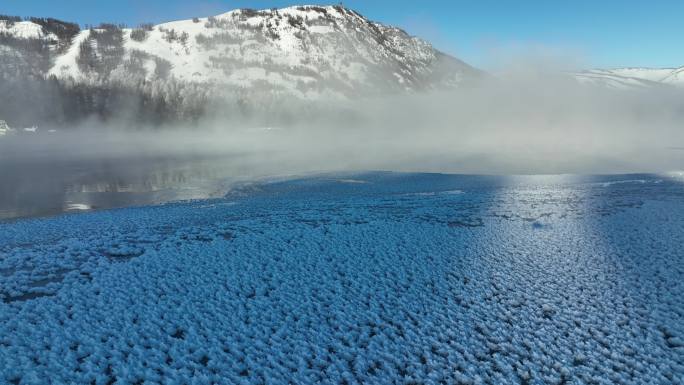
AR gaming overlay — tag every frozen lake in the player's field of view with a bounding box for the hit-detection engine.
[0,172,683,384]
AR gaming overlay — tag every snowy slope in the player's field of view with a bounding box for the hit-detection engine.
[661,66,684,84]
[0,17,79,79]
[0,20,57,40]
[606,68,677,82]
[575,67,684,89]
[46,6,482,99]
[0,120,11,136]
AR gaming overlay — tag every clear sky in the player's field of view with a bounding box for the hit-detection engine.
[3,0,683,69]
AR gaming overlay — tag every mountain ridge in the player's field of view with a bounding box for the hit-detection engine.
[3,6,683,127]
[574,67,684,89]
[5,6,484,99]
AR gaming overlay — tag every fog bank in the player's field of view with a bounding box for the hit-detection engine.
[2,70,684,176]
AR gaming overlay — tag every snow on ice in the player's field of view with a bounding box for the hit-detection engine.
[0,172,683,384]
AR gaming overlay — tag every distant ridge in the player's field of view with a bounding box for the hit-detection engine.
[574,67,684,89]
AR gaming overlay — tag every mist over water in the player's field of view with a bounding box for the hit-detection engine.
[2,68,684,219]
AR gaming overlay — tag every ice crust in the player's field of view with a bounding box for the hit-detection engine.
[1,172,683,384]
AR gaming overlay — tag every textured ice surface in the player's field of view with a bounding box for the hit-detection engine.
[1,172,683,384]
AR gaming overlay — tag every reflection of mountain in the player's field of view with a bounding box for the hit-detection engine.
[0,6,483,126]
[0,156,230,220]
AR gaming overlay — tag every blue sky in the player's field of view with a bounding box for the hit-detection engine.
[3,0,684,69]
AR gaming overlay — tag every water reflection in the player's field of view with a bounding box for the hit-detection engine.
[0,155,239,220]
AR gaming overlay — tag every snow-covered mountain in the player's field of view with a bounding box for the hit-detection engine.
[1,17,79,78]
[0,19,56,40]
[4,6,482,100]
[575,67,684,89]
[0,6,486,126]
[0,119,11,136]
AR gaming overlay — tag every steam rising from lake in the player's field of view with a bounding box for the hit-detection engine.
[1,68,684,218]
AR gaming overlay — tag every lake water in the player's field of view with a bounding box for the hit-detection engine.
[0,154,266,220]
